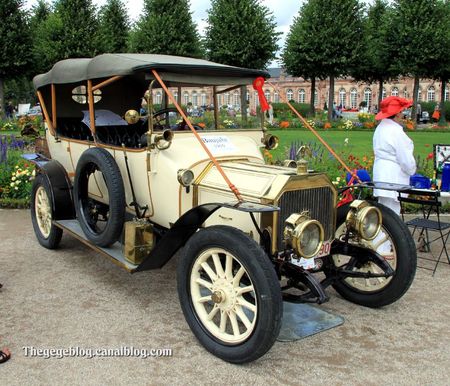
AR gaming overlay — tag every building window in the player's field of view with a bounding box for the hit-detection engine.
[173,90,178,102]
[233,91,240,107]
[403,87,408,99]
[314,89,318,107]
[274,92,279,103]
[254,91,259,107]
[201,92,207,106]
[264,89,271,103]
[364,87,372,108]
[217,94,222,106]
[155,91,162,105]
[427,86,435,102]
[298,89,306,104]
[391,87,399,97]
[224,92,230,106]
[192,91,198,107]
[286,89,293,101]
[417,88,422,102]
[350,88,357,109]
[445,87,449,101]
[183,91,189,105]
[338,88,346,108]
[382,87,386,100]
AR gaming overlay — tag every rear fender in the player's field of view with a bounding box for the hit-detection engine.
[27,155,75,220]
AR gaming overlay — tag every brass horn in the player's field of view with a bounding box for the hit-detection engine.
[153,129,174,150]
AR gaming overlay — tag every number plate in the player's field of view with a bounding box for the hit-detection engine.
[317,240,332,257]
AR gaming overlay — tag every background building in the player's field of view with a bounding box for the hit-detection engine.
[154,68,450,112]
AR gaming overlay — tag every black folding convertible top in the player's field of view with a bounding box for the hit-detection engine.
[33,53,270,89]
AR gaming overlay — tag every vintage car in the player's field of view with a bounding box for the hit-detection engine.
[28,54,416,364]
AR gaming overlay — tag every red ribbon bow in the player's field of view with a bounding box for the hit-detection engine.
[252,77,269,112]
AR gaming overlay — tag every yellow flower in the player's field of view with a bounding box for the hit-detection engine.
[12,177,16,181]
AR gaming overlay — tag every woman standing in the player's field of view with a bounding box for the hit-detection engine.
[373,96,417,215]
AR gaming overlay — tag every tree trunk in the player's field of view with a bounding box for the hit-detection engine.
[412,75,420,126]
[328,75,334,122]
[439,78,447,125]
[0,77,4,119]
[310,77,316,116]
[378,78,383,108]
[240,85,247,125]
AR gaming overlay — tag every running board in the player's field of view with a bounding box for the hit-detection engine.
[54,220,139,273]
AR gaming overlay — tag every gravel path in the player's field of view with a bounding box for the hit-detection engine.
[1,209,449,385]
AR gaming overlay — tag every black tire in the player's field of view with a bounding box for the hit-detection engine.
[31,174,63,249]
[330,202,416,308]
[177,225,282,364]
[73,148,125,247]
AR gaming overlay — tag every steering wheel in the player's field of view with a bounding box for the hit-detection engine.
[151,107,179,131]
[147,107,204,131]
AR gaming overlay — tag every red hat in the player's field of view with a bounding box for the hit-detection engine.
[375,96,413,120]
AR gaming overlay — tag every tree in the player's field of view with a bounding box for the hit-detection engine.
[129,0,202,58]
[283,1,327,115]
[0,0,31,116]
[32,12,65,73]
[54,0,98,59]
[204,0,280,120]
[430,0,450,125]
[389,0,447,123]
[353,0,394,109]
[96,0,129,53]
[284,0,363,121]
[29,0,51,31]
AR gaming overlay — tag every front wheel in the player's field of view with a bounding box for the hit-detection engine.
[328,202,416,308]
[177,226,282,363]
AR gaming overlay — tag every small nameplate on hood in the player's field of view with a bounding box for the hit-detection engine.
[201,135,236,155]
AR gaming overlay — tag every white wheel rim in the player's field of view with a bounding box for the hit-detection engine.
[190,248,257,344]
[334,223,397,291]
[35,186,52,238]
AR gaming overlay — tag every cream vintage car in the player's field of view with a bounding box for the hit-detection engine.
[28,54,416,363]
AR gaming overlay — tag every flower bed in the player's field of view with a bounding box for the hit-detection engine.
[0,135,35,208]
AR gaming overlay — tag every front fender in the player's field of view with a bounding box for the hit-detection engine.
[136,201,278,271]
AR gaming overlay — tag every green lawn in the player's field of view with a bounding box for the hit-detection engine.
[269,129,449,163]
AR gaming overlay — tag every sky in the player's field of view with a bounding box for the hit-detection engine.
[24,0,374,66]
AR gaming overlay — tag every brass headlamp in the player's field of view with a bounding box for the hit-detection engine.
[345,200,382,240]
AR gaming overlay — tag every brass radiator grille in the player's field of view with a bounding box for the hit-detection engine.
[276,187,336,250]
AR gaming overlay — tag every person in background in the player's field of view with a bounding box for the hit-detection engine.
[416,102,422,123]
[373,96,416,215]
[432,103,440,122]
[5,101,14,119]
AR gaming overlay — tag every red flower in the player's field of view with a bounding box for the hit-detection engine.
[426,152,433,160]
[424,144,430,147]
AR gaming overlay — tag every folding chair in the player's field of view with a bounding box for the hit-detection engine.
[398,188,450,275]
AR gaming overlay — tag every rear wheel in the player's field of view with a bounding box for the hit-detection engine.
[31,174,63,249]
[329,202,416,307]
[177,226,282,363]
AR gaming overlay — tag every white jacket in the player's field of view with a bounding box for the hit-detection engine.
[373,119,416,199]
